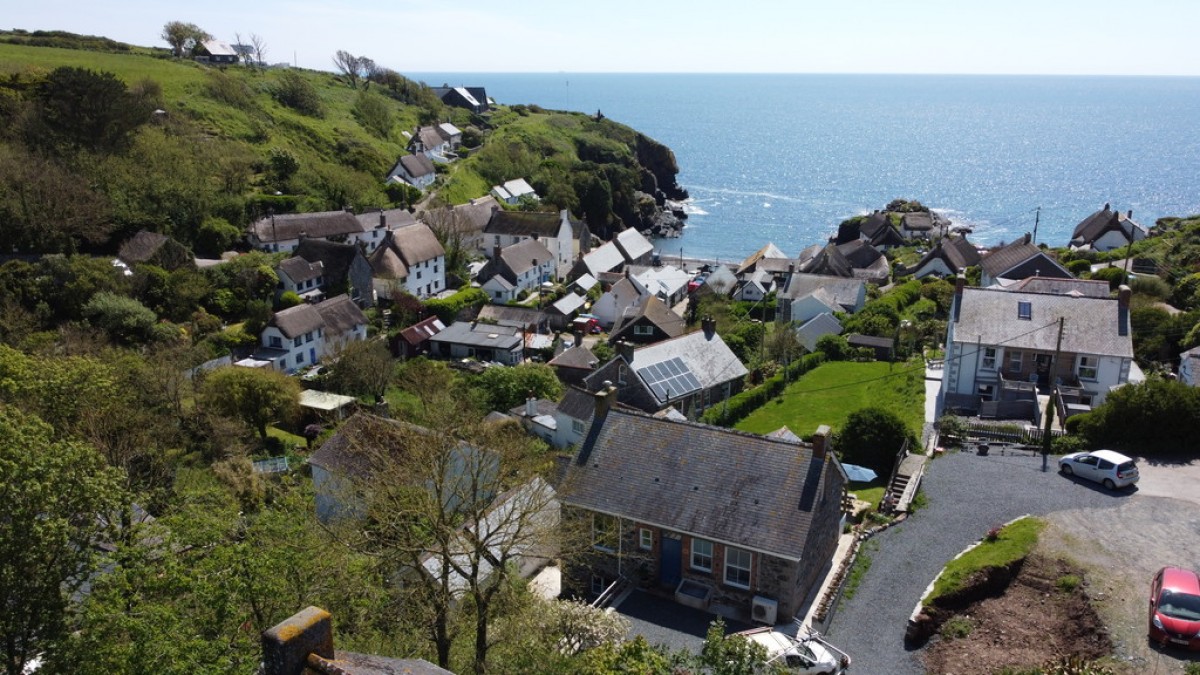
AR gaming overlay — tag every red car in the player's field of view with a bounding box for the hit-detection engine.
[1149,566,1200,650]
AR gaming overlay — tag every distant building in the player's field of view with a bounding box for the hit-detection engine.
[431,84,491,113]
[1069,203,1148,252]
[491,178,539,205]
[194,39,239,64]
[256,295,368,373]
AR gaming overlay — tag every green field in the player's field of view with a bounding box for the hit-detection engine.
[735,360,925,438]
[925,517,1045,606]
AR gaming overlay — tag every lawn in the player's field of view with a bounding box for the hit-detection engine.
[735,360,926,438]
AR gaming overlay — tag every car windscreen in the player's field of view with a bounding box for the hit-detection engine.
[1117,461,1137,472]
[1159,591,1200,621]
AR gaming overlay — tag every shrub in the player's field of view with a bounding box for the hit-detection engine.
[1130,275,1171,300]
[1066,259,1092,276]
[278,291,302,309]
[815,334,851,360]
[1089,266,1127,290]
[1050,434,1088,455]
[833,408,915,479]
[1056,574,1081,593]
[271,71,322,117]
[423,287,488,323]
[83,292,157,343]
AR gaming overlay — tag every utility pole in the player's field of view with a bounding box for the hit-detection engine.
[1041,317,1065,472]
[1032,206,1041,246]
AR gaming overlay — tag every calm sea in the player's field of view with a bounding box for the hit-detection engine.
[412,73,1200,262]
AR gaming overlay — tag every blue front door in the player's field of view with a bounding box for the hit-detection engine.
[310,347,317,364]
[659,534,682,588]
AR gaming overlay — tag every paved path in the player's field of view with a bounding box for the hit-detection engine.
[824,449,1130,675]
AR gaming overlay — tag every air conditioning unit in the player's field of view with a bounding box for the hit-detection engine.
[751,595,778,625]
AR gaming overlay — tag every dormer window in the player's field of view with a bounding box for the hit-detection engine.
[1017,301,1032,320]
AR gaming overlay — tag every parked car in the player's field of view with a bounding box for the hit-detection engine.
[735,627,851,674]
[1148,566,1200,650]
[1058,449,1139,490]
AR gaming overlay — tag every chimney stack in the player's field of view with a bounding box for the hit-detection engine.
[379,209,386,229]
[617,340,635,363]
[701,315,716,339]
[1127,209,1133,219]
[493,245,501,260]
[526,390,537,417]
[952,274,966,322]
[1104,202,1110,211]
[1118,284,1131,336]
[594,381,616,420]
[262,607,334,675]
[573,329,584,347]
[811,425,831,461]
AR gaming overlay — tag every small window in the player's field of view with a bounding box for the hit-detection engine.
[572,419,585,434]
[1078,356,1098,380]
[591,575,607,595]
[1017,301,1032,320]
[633,324,654,336]
[725,547,752,589]
[982,347,997,370]
[293,337,303,348]
[270,336,282,349]
[1008,351,1022,372]
[296,352,304,364]
[639,528,652,550]
[305,332,314,344]
[592,514,619,552]
[278,356,287,368]
[691,539,713,572]
[417,271,422,280]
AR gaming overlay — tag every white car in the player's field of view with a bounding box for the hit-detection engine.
[1058,449,1139,490]
[735,627,851,674]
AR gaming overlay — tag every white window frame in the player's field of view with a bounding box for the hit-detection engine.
[691,539,713,572]
[724,547,752,589]
[571,419,585,434]
[639,528,652,550]
[981,347,997,370]
[1017,301,1032,320]
[633,324,654,336]
[1008,350,1022,372]
[1078,355,1098,380]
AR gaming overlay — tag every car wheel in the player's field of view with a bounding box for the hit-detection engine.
[1060,464,1073,476]
[1103,478,1116,490]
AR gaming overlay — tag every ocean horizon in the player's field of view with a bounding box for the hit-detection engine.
[412,72,1200,262]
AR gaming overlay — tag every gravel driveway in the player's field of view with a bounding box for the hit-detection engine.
[825,448,1131,675]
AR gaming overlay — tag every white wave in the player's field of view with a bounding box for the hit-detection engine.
[763,202,771,208]
[685,206,709,216]
[688,185,807,204]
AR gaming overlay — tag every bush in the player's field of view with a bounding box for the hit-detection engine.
[1051,434,1089,455]
[196,216,243,256]
[278,291,302,309]
[1130,275,1171,300]
[833,408,915,479]
[940,616,973,639]
[271,71,322,117]
[83,292,157,343]
[423,287,488,323]
[1075,378,1200,456]
[1066,259,1092,276]
[1089,266,1127,290]
[816,334,851,360]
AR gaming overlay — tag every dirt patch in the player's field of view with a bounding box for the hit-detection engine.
[922,554,1112,675]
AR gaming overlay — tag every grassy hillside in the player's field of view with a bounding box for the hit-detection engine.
[0,37,680,257]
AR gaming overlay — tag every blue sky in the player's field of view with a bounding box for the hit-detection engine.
[10,0,1200,75]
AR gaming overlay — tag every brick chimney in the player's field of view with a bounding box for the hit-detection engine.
[379,209,386,229]
[492,245,501,260]
[594,381,616,420]
[811,425,831,461]
[701,315,716,339]
[1118,284,1131,336]
[262,606,334,675]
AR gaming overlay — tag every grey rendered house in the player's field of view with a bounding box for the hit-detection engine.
[560,388,846,623]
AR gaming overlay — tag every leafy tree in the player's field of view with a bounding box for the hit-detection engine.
[1089,266,1128,290]
[199,366,300,440]
[325,339,394,399]
[267,147,301,183]
[700,618,769,675]
[1073,378,1200,455]
[0,146,114,254]
[196,216,243,257]
[474,363,563,412]
[816,333,851,360]
[834,407,916,479]
[34,67,150,153]
[161,21,210,57]
[0,405,126,675]
[83,291,158,344]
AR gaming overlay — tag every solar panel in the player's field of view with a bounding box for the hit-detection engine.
[637,356,702,401]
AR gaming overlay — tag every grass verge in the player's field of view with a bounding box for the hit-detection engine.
[925,516,1045,606]
[843,539,877,601]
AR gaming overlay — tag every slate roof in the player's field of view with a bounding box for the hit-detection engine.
[610,295,686,341]
[437,123,462,139]
[551,292,588,316]
[633,265,690,300]
[953,287,1132,358]
[549,347,599,372]
[980,234,1068,280]
[399,316,446,346]
[573,273,598,292]
[795,313,843,352]
[495,178,537,200]
[198,39,238,57]
[429,321,523,350]
[475,305,548,330]
[556,387,597,421]
[251,211,365,243]
[580,242,626,275]
[270,303,324,339]
[780,274,865,310]
[590,329,748,406]
[846,333,895,349]
[613,228,654,262]
[1071,204,1144,246]
[1004,277,1110,298]
[278,256,323,284]
[562,409,838,560]
[315,295,368,334]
